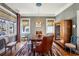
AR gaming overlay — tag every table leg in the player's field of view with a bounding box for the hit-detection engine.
[5,47,6,54]
[10,47,12,55]
[31,41,33,51]
[33,50,35,56]
[50,48,53,56]
[15,44,16,50]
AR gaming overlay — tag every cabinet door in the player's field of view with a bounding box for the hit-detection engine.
[64,20,72,43]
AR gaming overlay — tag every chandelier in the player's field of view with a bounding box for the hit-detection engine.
[36,3,42,7]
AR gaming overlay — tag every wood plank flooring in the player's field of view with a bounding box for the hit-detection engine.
[53,42,79,56]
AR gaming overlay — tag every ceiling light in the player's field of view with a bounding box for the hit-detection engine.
[36,3,42,7]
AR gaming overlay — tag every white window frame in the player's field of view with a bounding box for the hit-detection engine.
[46,18,55,34]
[21,18,30,34]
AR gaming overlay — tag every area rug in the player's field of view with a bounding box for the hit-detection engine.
[16,43,29,56]
[15,42,61,56]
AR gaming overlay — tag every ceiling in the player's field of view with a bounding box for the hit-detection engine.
[6,3,73,17]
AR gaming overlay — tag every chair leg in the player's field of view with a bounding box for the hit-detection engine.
[70,48,71,55]
[75,48,76,54]
[65,46,66,50]
[50,49,53,56]
[10,47,12,55]
[15,44,16,50]
[47,51,50,56]
[5,48,6,54]
[33,50,35,56]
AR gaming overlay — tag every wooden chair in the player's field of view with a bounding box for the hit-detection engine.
[65,35,77,54]
[33,36,54,56]
[4,36,17,54]
[0,38,6,55]
[47,35,54,55]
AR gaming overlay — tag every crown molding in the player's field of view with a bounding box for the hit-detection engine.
[0,3,17,16]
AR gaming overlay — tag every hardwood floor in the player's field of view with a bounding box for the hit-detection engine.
[53,42,79,56]
[2,42,26,56]
[1,41,79,56]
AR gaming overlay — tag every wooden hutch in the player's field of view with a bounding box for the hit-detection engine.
[55,19,72,48]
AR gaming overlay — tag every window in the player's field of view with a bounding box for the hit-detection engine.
[21,18,30,34]
[13,22,17,34]
[46,18,54,34]
[0,18,17,35]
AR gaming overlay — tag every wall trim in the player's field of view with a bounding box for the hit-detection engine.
[0,3,17,15]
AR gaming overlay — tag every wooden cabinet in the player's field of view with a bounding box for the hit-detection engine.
[55,19,72,45]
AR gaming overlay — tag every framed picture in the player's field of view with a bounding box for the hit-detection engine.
[36,21,41,27]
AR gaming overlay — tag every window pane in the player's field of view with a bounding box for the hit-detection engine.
[47,26,54,33]
[21,18,30,34]
[46,19,54,34]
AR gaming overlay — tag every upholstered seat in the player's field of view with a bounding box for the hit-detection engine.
[4,36,17,54]
[7,42,16,46]
[65,43,76,48]
[65,35,77,53]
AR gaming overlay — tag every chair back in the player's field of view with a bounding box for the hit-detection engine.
[71,35,77,45]
[36,31,42,35]
[0,38,6,50]
[47,35,54,49]
[40,36,54,53]
[4,36,9,44]
[36,31,42,38]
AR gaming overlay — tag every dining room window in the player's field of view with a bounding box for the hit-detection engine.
[21,18,30,34]
[20,18,30,41]
[0,18,17,35]
[46,18,54,34]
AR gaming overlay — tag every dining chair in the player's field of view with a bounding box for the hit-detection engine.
[33,35,54,56]
[4,36,17,54]
[65,35,77,54]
